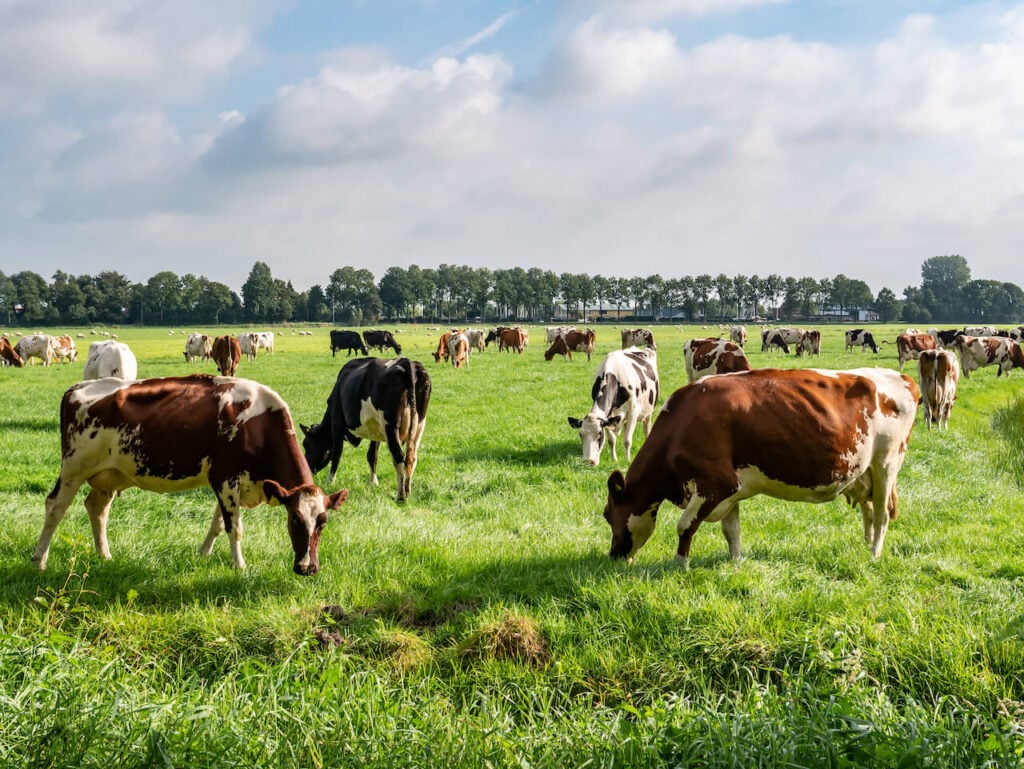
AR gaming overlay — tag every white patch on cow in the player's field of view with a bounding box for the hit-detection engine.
[626,501,660,553]
[216,379,286,439]
[355,397,389,443]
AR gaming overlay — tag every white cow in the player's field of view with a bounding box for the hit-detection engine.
[255,332,275,355]
[238,333,259,362]
[184,333,213,363]
[546,326,575,343]
[567,347,659,465]
[83,340,138,380]
[14,334,58,366]
[729,325,747,348]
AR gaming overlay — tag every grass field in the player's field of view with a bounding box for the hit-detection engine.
[1,323,1023,768]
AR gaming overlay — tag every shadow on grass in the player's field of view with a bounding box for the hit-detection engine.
[451,440,583,467]
[2,417,61,432]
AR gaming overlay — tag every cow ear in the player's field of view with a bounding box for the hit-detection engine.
[607,469,626,500]
[263,480,289,505]
[567,416,582,429]
[327,489,349,510]
[299,423,310,435]
[602,415,624,428]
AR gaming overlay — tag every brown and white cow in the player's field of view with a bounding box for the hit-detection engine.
[0,336,23,367]
[53,335,77,363]
[568,348,658,465]
[729,325,747,348]
[683,338,751,382]
[212,335,241,376]
[432,331,453,363]
[83,340,138,380]
[33,375,348,574]
[448,332,470,369]
[620,328,656,350]
[602,368,919,567]
[953,335,1024,378]
[184,333,213,363]
[896,332,937,371]
[499,327,526,353]
[563,329,595,361]
[546,326,575,344]
[917,349,959,430]
[796,329,821,357]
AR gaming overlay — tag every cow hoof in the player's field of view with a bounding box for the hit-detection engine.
[674,555,690,571]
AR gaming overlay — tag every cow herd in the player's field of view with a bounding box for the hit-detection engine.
[6,320,1023,577]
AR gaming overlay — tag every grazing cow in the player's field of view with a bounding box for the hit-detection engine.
[964,326,998,337]
[730,325,747,348]
[896,332,937,371]
[544,335,570,361]
[928,328,963,348]
[184,333,213,364]
[238,332,259,362]
[212,335,241,376]
[1010,326,1024,343]
[918,349,959,430]
[760,329,790,354]
[330,330,369,357]
[568,348,659,465]
[774,327,806,346]
[363,330,402,355]
[83,340,138,380]
[33,375,348,574]
[53,335,77,363]
[432,331,453,363]
[953,335,1024,378]
[602,367,919,567]
[620,328,657,350]
[448,332,470,369]
[463,329,486,353]
[0,337,23,367]
[684,338,751,382]
[301,357,431,502]
[796,329,821,357]
[546,326,575,344]
[563,329,596,361]
[845,329,879,353]
[14,334,58,366]
[484,329,500,348]
[255,331,275,355]
[499,327,526,354]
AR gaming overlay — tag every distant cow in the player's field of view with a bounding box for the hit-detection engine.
[928,328,963,348]
[953,335,1024,378]
[845,329,879,354]
[238,332,259,362]
[896,332,937,371]
[568,348,659,465]
[499,327,526,354]
[330,330,368,357]
[212,335,241,376]
[33,375,348,574]
[620,328,656,350]
[83,340,138,380]
[15,334,58,366]
[363,330,402,355]
[602,368,919,567]
[684,338,751,382]
[918,349,959,430]
[760,329,790,354]
[730,325,747,348]
[796,329,821,357]
[432,331,453,363]
[964,326,998,337]
[255,331,275,355]
[0,337,23,367]
[464,329,486,353]
[53,335,77,363]
[563,329,596,361]
[184,333,213,364]
[774,327,806,346]
[546,326,575,343]
[301,357,431,502]
[448,332,470,369]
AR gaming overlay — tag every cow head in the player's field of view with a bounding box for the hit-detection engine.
[568,414,623,466]
[603,469,657,560]
[299,422,331,474]
[264,480,348,575]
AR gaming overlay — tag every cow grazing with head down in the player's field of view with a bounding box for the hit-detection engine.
[730,325,747,348]
[83,340,138,380]
[184,333,213,364]
[760,329,790,354]
[14,334,58,366]
[363,330,402,355]
[568,348,658,466]
[620,328,656,350]
[212,335,241,376]
[684,338,751,382]
[602,367,919,568]
[499,327,526,353]
[432,331,452,363]
[896,332,937,371]
[33,375,348,575]
[546,326,575,344]
[301,357,431,502]
[918,349,959,430]
[953,335,1024,378]
[845,329,879,353]
[53,335,77,363]
[562,329,596,361]
[0,337,23,367]
[330,330,368,357]
[448,332,470,369]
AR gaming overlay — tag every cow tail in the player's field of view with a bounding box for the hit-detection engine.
[405,357,419,437]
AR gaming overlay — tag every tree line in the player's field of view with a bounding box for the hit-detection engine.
[0,255,1019,327]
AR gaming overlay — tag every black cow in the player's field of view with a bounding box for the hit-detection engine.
[845,329,879,353]
[363,330,402,354]
[301,358,430,502]
[330,329,368,357]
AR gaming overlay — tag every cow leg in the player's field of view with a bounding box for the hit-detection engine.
[674,495,721,570]
[366,441,381,487]
[620,415,641,461]
[33,475,83,570]
[606,427,618,462]
[720,504,742,562]
[384,427,409,502]
[84,488,116,561]
[403,417,426,500]
[199,506,224,556]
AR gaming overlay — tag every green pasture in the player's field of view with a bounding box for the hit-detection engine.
[1,323,1023,768]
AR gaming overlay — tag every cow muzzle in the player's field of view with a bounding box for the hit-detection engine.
[293,559,319,576]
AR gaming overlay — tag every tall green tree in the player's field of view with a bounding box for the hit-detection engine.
[873,287,902,322]
[921,255,970,319]
[242,262,276,322]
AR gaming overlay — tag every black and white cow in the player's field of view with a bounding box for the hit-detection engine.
[568,348,659,466]
[330,329,368,357]
[845,329,879,353]
[928,328,963,348]
[362,330,402,355]
[760,329,790,354]
[301,357,430,502]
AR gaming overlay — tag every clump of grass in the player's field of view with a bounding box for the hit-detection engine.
[458,610,551,668]
[992,395,1024,486]
[373,626,433,672]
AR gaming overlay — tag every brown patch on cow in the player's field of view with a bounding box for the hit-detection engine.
[458,612,550,668]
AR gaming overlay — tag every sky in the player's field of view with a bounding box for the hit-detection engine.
[3,0,1024,296]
